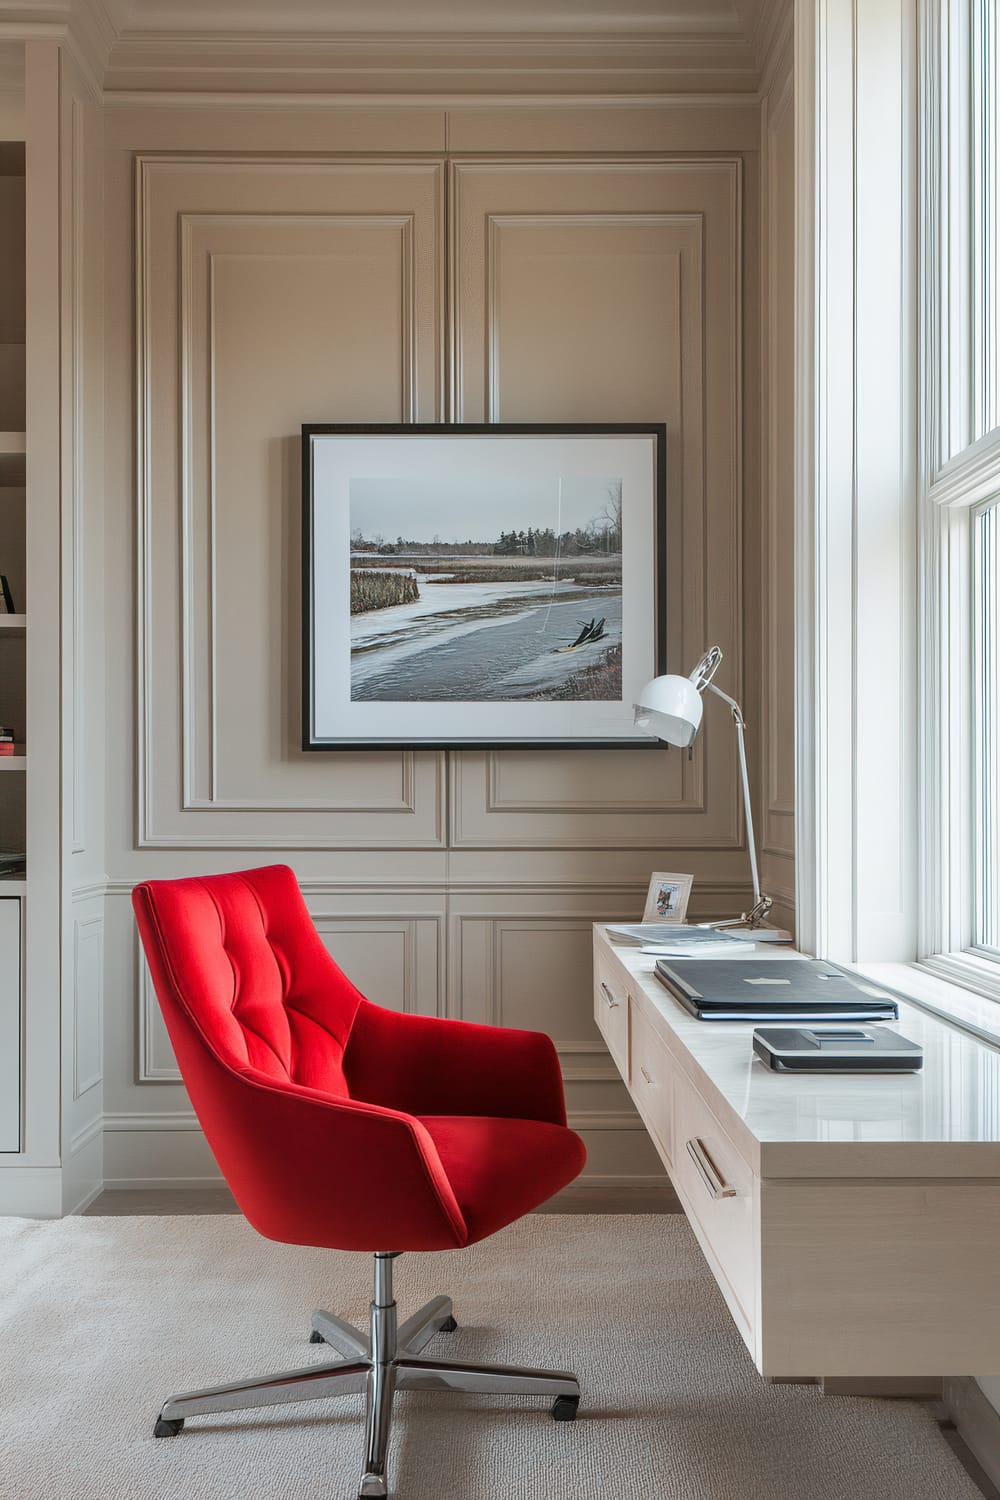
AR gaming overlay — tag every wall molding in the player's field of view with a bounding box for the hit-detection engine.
[104,1106,642,1134]
[104,877,755,897]
[136,946,177,1083]
[134,154,450,851]
[484,744,705,817]
[72,912,104,1099]
[761,51,795,861]
[68,89,86,854]
[179,212,418,815]
[137,907,446,1082]
[68,1114,104,1155]
[105,1111,203,1132]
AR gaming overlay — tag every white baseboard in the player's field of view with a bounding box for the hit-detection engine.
[0,1167,64,1217]
[100,1175,225,1191]
[100,1115,671,1208]
[65,1179,105,1216]
[62,1123,103,1216]
[944,1377,1000,1493]
[535,1175,678,1213]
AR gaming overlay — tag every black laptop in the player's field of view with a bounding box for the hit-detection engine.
[653,958,899,1023]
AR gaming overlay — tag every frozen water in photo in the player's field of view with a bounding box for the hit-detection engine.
[348,474,624,703]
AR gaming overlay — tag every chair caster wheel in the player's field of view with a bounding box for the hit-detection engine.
[154,1417,184,1438]
[308,1329,325,1343]
[552,1395,579,1422]
[440,1315,458,1333]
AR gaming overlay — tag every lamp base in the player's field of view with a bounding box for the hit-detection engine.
[700,923,793,943]
[699,895,793,943]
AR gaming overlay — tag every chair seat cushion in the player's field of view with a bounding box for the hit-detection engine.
[417,1114,586,1246]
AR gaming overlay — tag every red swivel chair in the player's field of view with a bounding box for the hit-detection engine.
[133,865,586,1500]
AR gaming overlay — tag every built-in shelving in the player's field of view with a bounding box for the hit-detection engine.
[0,616,25,636]
[0,757,26,770]
[0,440,25,489]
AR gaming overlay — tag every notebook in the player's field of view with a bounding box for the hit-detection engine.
[653,958,899,1023]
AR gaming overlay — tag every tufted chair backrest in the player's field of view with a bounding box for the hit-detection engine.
[133,865,365,1097]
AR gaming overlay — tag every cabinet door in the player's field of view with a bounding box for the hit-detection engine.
[450,158,746,854]
[0,897,21,1151]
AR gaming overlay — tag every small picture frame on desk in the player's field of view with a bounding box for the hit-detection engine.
[641,871,693,924]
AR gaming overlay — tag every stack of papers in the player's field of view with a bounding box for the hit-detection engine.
[605,923,745,958]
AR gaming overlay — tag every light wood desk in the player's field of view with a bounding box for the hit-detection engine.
[594,925,1000,1379]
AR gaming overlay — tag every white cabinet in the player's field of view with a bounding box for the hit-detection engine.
[595,924,1000,1378]
[0,896,20,1151]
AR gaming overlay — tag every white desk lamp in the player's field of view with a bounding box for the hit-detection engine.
[634,645,787,938]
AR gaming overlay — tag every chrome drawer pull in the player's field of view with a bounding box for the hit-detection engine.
[686,1137,737,1200]
[639,1064,654,1085]
[600,981,620,1009]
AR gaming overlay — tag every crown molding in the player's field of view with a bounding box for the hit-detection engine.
[1,1,776,100]
[101,88,765,113]
[0,1,111,92]
[101,30,761,97]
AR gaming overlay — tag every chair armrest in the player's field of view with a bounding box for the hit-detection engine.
[174,1044,468,1251]
[343,1001,568,1126]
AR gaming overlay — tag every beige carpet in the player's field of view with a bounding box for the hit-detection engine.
[0,1213,983,1500]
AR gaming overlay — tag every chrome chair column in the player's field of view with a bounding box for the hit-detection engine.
[359,1253,398,1499]
[154,1252,580,1500]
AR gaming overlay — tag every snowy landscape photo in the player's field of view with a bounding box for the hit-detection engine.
[303,426,665,748]
[348,474,623,703]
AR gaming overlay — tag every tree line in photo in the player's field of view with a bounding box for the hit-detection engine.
[351,522,622,559]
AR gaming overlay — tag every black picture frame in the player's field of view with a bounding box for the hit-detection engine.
[302,422,667,750]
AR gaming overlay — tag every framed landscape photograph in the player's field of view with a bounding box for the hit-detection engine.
[641,872,693,925]
[302,423,666,749]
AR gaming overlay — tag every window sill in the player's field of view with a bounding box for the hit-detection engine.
[851,958,1000,1050]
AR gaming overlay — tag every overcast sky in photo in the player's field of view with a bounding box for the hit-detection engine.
[350,475,621,543]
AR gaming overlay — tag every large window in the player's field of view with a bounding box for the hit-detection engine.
[920,0,1000,994]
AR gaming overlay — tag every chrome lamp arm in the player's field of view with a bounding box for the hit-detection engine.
[701,687,761,906]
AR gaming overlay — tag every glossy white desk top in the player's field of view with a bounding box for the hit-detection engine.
[597,928,1000,1176]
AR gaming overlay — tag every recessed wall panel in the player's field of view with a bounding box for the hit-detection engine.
[451,160,744,852]
[136,157,445,848]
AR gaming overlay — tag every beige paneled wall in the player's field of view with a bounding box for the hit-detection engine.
[100,99,782,1203]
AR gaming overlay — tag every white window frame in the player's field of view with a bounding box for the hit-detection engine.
[918,0,1000,1002]
[973,496,999,955]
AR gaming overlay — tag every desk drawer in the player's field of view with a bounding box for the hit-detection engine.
[629,1000,672,1162]
[673,1071,757,1336]
[594,954,629,1078]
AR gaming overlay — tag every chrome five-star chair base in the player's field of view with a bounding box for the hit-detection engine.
[153,1252,581,1500]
